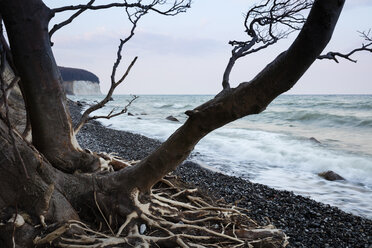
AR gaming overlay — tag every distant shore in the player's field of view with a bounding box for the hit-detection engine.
[69,101,372,248]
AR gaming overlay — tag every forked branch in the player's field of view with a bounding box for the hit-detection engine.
[52,0,191,16]
[318,29,372,63]
[222,0,313,90]
[0,28,20,108]
[49,0,95,43]
[85,94,139,122]
[49,0,190,45]
[74,58,138,134]
[74,5,145,134]
[50,1,190,134]
[0,26,29,178]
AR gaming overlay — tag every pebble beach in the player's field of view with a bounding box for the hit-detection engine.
[69,101,372,248]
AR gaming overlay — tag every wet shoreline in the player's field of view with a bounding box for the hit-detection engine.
[70,101,372,247]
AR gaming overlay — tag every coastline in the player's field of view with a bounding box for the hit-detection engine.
[69,101,372,247]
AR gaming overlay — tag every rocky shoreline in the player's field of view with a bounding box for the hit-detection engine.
[69,101,372,248]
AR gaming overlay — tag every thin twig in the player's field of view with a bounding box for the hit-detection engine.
[92,177,114,236]
[52,0,191,17]
[0,76,19,108]
[87,95,139,122]
[318,29,372,63]
[0,25,29,179]
[11,205,18,248]
[49,0,95,43]
[74,5,143,134]
[221,0,312,90]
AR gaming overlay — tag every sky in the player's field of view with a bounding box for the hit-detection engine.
[45,0,372,95]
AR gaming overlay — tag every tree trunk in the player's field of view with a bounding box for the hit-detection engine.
[0,0,98,172]
[0,0,345,247]
[111,0,345,193]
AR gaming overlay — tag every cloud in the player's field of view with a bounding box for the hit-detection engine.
[53,28,227,58]
[128,31,226,56]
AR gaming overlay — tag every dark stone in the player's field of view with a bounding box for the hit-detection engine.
[128,112,134,116]
[166,115,179,122]
[68,101,372,248]
[318,171,345,181]
[309,137,321,143]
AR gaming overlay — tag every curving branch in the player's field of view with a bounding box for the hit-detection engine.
[87,94,139,122]
[52,0,191,16]
[318,30,372,63]
[49,0,190,134]
[0,24,31,139]
[74,57,138,134]
[0,21,19,107]
[74,5,146,134]
[222,0,313,90]
[0,23,29,178]
[49,0,95,43]
[49,0,190,44]
[109,0,345,194]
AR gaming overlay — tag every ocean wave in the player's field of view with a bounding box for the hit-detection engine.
[153,103,174,108]
[71,94,372,219]
[356,119,372,127]
[284,111,372,128]
[153,103,193,109]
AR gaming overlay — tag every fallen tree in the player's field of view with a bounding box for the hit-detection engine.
[0,0,348,247]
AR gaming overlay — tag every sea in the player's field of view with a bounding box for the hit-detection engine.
[69,94,372,219]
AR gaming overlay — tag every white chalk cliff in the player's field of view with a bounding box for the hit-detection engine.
[59,66,102,95]
[72,80,102,95]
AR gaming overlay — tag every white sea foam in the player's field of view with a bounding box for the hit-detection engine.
[70,94,372,219]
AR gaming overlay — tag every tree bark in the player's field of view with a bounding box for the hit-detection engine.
[111,0,345,193]
[0,0,346,246]
[0,0,98,172]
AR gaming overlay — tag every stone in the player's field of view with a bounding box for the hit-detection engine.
[139,224,147,234]
[8,214,25,227]
[318,171,345,181]
[309,137,321,143]
[128,112,134,116]
[166,115,179,122]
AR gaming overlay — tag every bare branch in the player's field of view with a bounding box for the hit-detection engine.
[74,57,138,134]
[0,27,32,140]
[318,29,372,63]
[0,26,20,108]
[49,0,190,45]
[222,0,313,90]
[88,95,139,121]
[68,1,189,134]
[52,0,191,16]
[0,76,19,108]
[359,29,372,42]
[0,23,29,178]
[74,4,148,134]
[49,0,95,43]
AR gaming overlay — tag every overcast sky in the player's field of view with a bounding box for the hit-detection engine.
[45,0,372,95]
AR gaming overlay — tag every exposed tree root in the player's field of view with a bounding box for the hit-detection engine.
[33,176,289,248]
[93,151,140,171]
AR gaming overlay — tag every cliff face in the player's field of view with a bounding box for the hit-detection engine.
[59,66,102,95]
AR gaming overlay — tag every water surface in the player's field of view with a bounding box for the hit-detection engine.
[70,94,372,219]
